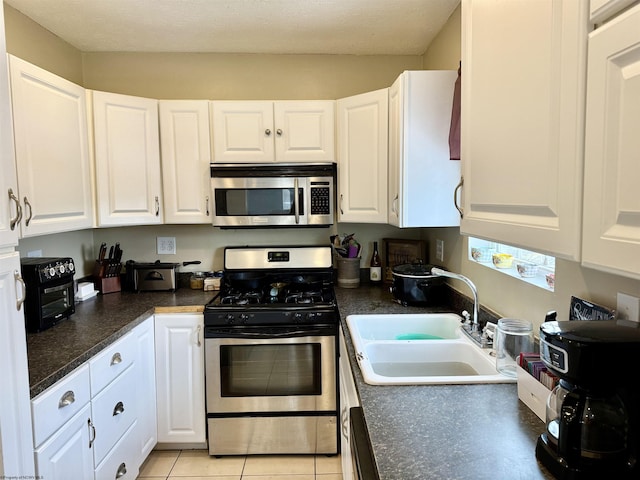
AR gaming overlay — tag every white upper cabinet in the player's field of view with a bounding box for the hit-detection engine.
[211,100,335,163]
[159,100,212,224]
[460,0,588,260]
[9,55,93,237]
[0,20,19,248]
[91,90,163,226]
[336,88,388,223]
[273,101,335,163]
[388,70,460,228]
[582,3,640,280]
[590,0,638,23]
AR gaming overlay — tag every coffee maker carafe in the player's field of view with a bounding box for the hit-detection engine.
[536,320,640,479]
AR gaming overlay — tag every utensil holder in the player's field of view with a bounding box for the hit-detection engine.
[93,260,122,294]
[336,256,361,288]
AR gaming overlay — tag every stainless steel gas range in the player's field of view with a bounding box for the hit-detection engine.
[204,245,339,456]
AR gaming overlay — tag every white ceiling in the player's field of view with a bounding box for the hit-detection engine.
[5,0,459,55]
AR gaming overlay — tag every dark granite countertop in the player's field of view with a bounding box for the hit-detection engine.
[27,281,554,479]
[26,288,214,398]
[334,285,554,480]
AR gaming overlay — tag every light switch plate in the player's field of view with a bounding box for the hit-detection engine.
[157,237,176,255]
[436,239,444,262]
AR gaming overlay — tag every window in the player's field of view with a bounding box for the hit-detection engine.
[468,237,555,291]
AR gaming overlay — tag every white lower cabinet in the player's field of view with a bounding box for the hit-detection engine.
[154,313,206,446]
[34,403,94,480]
[339,330,360,480]
[30,317,156,480]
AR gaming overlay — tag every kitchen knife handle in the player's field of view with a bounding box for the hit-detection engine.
[8,188,22,230]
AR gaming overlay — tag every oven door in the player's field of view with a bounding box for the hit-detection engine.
[211,175,308,227]
[205,325,337,414]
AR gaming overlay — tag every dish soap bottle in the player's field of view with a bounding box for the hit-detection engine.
[369,241,382,284]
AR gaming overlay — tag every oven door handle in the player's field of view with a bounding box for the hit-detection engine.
[209,329,330,339]
[294,177,300,224]
[43,283,72,294]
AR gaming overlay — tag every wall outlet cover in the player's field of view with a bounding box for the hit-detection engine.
[157,237,176,255]
[435,239,444,262]
[617,292,640,322]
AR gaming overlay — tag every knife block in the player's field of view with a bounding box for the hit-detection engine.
[93,260,122,294]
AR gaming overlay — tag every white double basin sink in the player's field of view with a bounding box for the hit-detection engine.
[346,313,516,385]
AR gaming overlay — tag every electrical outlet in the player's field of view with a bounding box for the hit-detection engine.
[157,237,176,255]
[617,292,640,322]
[436,239,444,262]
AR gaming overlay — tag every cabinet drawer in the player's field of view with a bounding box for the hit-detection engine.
[91,363,137,465]
[89,330,137,395]
[94,420,139,480]
[31,364,91,448]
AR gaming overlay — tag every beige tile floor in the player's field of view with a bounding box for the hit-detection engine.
[137,449,342,480]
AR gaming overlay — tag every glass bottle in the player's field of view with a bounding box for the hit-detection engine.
[370,241,382,283]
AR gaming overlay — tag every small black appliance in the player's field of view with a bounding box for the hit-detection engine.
[20,257,76,332]
[536,320,640,479]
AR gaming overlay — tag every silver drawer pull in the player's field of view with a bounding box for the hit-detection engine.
[88,418,96,448]
[112,401,125,416]
[110,352,122,366]
[58,390,75,408]
[116,462,127,478]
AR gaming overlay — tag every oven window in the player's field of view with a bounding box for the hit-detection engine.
[220,343,322,396]
[215,188,304,216]
[41,283,73,319]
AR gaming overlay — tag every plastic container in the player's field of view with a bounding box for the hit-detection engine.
[495,318,534,378]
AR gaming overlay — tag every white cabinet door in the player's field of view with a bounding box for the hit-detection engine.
[92,90,162,226]
[460,0,588,260]
[0,8,20,248]
[154,313,206,445]
[212,100,335,163]
[9,55,93,237]
[337,89,388,223]
[582,3,640,280]
[133,318,157,464]
[159,100,212,223]
[34,404,94,480]
[0,253,34,477]
[211,101,275,163]
[388,71,460,228]
[339,330,359,480]
[274,101,335,163]
[590,0,637,23]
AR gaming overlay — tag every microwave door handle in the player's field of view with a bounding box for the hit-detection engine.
[294,178,300,224]
[43,283,72,295]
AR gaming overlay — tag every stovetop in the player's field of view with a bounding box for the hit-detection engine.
[204,245,339,326]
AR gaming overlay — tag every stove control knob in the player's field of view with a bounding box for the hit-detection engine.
[225,314,235,324]
[58,264,66,274]
[239,313,249,324]
[68,262,75,272]
[293,313,304,323]
[48,267,56,277]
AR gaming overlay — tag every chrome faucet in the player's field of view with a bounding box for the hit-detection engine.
[431,267,480,341]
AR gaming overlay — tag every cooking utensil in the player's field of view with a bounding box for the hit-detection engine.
[390,263,446,306]
[226,271,266,290]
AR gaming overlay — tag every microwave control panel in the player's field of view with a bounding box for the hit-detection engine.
[310,185,331,215]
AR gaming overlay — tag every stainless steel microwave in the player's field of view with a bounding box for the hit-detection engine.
[210,163,336,228]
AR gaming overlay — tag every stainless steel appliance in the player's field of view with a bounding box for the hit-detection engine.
[210,163,336,228]
[204,245,339,455]
[20,257,75,332]
[350,407,380,480]
[126,260,179,292]
[536,320,640,479]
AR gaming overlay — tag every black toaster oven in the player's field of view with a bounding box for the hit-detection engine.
[20,257,76,332]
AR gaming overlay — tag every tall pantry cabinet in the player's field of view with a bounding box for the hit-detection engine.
[460,0,588,260]
[0,2,35,476]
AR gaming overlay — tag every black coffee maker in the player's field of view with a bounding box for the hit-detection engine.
[536,320,640,479]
